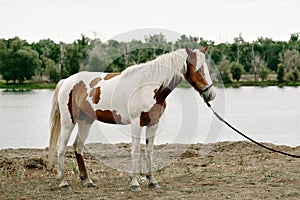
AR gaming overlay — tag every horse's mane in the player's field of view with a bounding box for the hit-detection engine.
[120,49,189,86]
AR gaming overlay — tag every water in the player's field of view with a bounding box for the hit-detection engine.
[220,87,300,146]
[0,87,299,149]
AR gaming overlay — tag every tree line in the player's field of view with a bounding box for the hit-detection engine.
[0,33,299,85]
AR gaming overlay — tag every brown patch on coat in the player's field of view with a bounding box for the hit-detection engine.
[89,87,101,104]
[184,47,208,92]
[140,102,166,127]
[103,73,120,80]
[90,77,102,88]
[68,81,96,124]
[95,109,123,124]
[140,75,181,127]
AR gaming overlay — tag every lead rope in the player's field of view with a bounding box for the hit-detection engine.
[205,101,300,158]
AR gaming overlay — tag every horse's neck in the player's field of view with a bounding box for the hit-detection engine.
[120,49,187,90]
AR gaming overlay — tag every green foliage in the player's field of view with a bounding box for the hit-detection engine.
[217,60,232,83]
[32,39,60,63]
[280,49,300,71]
[0,33,300,87]
[47,66,60,83]
[256,37,282,72]
[258,66,270,82]
[86,55,104,72]
[211,49,222,65]
[230,62,243,82]
[45,58,59,83]
[286,70,299,82]
[64,43,81,76]
[15,47,41,83]
[277,64,285,83]
[0,38,41,83]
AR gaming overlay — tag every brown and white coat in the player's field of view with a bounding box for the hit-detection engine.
[49,46,216,191]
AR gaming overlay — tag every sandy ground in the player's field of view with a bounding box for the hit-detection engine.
[1,141,300,200]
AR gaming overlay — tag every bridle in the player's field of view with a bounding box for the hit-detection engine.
[184,57,214,96]
[199,83,214,95]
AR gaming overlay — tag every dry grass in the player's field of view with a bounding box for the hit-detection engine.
[1,141,300,199]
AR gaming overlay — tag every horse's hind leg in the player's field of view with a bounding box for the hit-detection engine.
[57,121,74,189]
[146,124,160,188]
[73,120,97,188]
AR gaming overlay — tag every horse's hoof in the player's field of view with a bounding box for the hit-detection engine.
[130,185,142,192]
[148,183,161,189]
[60,185,71,191]
[87,182,98,188]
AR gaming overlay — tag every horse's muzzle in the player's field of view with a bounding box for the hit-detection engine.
[201,86,216,102]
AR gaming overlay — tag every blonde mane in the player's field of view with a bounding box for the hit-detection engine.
[120,49,189,86]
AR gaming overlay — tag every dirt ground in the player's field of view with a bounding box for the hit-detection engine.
[1,141,300,200]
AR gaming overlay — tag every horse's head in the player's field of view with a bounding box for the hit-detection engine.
[184,46,216,102]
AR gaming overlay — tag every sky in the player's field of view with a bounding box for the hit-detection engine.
[0,0,299,44]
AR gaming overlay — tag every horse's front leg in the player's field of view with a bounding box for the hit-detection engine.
[130,124,142,192]
[145,124,160,188]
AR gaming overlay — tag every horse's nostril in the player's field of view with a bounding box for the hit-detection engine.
[211,92,216,100]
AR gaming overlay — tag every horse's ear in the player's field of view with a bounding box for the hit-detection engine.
[201,45,209,54]
[185,46,197,67]
[185,46,195,57]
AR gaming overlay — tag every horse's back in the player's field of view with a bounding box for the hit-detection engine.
[64,71,106,85]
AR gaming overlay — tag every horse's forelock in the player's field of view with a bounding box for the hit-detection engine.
[194,50,205,72]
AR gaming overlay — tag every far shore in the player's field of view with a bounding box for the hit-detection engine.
[1,80,300,91]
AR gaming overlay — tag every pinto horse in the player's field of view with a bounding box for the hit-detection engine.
[49,46,216,191]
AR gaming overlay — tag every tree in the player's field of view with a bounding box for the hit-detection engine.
[0,38,41,83]
[217,59,232,83]
[277,64,285,83]
[32,39,60,80]
[256,37,281,72]
[32,39,60,63]
[83,39,112,72]
[258,66,270,82]
[279,49,300,83]
[211,49,222,65]
[286,70,299,82]
[145,33,168,56]
[63,43,81,76]
[288,33,300,50]
[45,58,59,83]
[251,54,269,82]
[0,46,9,82]
[232,33,245,63]
[280,49,300,70]
[15,47,41,83]
[87,55,103,71]
[230,62,243,82]
[77,34,90,66]
[174,34,207,50]
[0,40,8,82]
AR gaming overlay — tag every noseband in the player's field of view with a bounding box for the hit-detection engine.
[199,83,214,95]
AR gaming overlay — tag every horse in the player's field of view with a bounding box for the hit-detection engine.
[49,46,216,191]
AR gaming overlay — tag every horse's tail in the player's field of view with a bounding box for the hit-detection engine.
[49,80,64,167]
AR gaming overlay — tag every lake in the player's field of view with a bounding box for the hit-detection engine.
[0,87,299,149]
